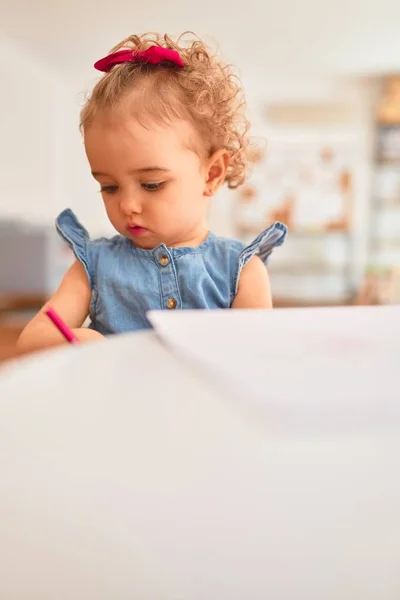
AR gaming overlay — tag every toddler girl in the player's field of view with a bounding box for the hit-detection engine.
[18,32,286,353]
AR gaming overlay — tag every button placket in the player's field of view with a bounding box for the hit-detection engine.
[155,246,181,310]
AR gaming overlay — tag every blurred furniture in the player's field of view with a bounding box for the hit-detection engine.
[0,292,47,313]
[237,224,355,307]
[0,319,23,363]
[0,307,399,599]
[234,102,360,307]
[365,75,400,304]
[0,292,48,363]
[0,218,71,362]
[269,229,354,306]
[0,220,72,296]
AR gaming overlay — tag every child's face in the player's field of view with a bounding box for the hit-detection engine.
[85,115,221,248]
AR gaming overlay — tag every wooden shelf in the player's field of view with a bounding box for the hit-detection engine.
[268,263,348,275]
[288,230,351,238]
[376,160,400,167]
[0,315,32,364]
[0,293,47,314]
[273,296,355,308]
[372,201,400,209]
[372,238,400,249]
[237,227,351,238]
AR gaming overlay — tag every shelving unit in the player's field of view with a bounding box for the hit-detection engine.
[232,101,363,307]
[236,226,354,304]
[362,76,400,304]
[270,231,355,306]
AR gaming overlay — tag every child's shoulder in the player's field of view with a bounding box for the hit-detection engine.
[55,209,127,287]
[56,209,124,251]
[209,221,287,265]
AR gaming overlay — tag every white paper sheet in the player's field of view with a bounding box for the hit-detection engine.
[148,306,400,425]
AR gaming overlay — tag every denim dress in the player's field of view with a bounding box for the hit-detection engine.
[56,209,287,335]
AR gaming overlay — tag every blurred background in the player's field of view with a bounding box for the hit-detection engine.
[1,0,400,360]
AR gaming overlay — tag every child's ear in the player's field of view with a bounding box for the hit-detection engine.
[204,149,230,196]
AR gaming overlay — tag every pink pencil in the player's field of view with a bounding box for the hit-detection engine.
[45,307,80,345]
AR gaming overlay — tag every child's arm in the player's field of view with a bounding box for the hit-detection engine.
[231,256,273,309]
[17,260,104,355]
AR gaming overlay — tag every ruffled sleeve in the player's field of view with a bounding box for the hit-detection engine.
[55,209,93,288]
[234,221,287,294]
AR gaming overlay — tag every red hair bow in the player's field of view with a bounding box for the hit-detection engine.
[94,46,184,72]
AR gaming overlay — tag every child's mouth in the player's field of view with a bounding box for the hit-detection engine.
[127,225,148,237]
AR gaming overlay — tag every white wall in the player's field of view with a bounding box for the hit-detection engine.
[0,36,112,236]
[52,85,114,237]
[0,35,61,224]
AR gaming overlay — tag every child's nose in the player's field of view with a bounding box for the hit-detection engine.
[119,192,142,216]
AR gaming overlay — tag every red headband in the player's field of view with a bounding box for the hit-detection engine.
[94,46,184,72]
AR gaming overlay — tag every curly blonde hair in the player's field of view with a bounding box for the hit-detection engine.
[81,32,250,189]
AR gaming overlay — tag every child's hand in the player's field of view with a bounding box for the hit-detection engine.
[72,328,105,343]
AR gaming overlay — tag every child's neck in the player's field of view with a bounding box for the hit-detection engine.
[169,223,210,248]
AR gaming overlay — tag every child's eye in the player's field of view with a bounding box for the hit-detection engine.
[100,185,118,194]
[141,181,165,192]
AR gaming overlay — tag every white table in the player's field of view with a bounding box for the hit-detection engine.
[1,321,400,599]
